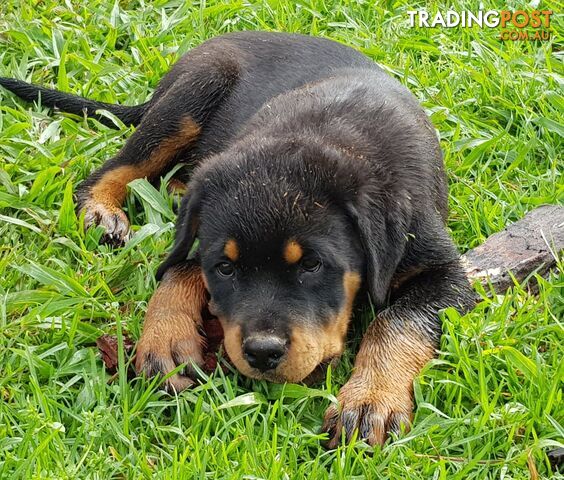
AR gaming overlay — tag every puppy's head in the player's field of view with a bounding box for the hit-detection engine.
[157,137,410,382]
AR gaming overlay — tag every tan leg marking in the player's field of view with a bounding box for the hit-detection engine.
[322,317,435,447]
[135,264,208,391]
[84,117,200,243]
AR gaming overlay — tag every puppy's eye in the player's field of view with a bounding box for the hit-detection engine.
[216,261,235,277]
[300,257,322,273]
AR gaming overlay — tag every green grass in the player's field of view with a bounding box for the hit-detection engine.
[0,0,562,478]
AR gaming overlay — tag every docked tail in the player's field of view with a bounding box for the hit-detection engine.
[0,77,147,128]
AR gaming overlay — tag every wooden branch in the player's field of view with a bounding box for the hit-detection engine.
[462,205,564,293]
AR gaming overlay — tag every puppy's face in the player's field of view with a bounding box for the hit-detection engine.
[156,138,406,384]
[187,147,365,383]
[200,210,363,383]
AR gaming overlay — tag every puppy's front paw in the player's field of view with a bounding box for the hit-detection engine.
[135,317,205,392]
[82,200,131,246]
[321,376,413,448]
[136,264,208,392]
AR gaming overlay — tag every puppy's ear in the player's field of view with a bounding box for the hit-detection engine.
[156,185,203,281]
[346,193,411,308]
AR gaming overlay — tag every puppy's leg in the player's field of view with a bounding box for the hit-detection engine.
[135,262,208,391]
[322,261,473,447]
[77,60,237,245]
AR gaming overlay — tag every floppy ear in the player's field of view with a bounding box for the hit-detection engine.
[346,192,411,308]
[155,185,203,281]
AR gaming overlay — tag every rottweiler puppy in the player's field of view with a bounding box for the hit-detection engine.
[0,31,474,447]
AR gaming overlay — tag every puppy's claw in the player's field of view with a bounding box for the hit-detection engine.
[135,332,204,392]
[82,201,131,246]
[321,378,413,448]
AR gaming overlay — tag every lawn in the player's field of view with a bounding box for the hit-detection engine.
[0,0,562,478]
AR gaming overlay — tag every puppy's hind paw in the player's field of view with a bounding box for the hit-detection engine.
[82,201,131,246]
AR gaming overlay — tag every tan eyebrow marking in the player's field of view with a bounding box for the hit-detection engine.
[223,238,239,262]
[284,240,303,264]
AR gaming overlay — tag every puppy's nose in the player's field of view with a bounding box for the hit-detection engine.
[243,336,287,372]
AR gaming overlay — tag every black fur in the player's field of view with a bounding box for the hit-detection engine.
[0,77,147,128]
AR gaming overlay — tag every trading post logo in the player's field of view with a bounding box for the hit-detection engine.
[407,9,553,41]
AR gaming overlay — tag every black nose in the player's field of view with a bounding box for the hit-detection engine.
[243,336,287,372]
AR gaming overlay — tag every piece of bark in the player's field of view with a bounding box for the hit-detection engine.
[462,205,563,292]
[96,334,135,372]
[201,314,228,372]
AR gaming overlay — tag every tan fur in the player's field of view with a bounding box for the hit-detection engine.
[136,264,208,390]
[323,320,435,446]
[167,178,187,196]
[322,272,361,358]
[90,165,140,208]
[283,240,303,264]
[220,320,322,383]
[353,320,434,391]
[282,325,328,382]
[223,239,239,262]
[221,322,247,374]
[90,117,200,209]
[220,271,361,383]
